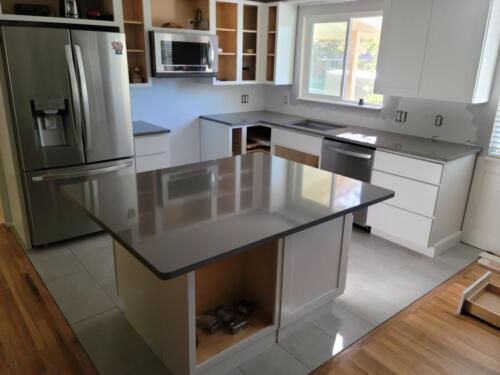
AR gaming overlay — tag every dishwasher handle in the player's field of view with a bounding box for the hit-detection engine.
[32,162,134,182]
[324,145,373,160]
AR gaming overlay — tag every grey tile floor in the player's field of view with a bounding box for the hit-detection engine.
[27,229,481,375]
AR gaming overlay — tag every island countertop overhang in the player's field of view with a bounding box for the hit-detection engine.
[61,153,394,280]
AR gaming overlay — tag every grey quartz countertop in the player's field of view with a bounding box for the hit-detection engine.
[200,111,482,162]
[61,152,393,280]
[133,121,171,136]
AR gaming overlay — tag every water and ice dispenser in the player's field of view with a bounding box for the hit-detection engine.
[31,97,69,148]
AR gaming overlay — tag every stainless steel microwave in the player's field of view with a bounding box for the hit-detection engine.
[150,31,218,77]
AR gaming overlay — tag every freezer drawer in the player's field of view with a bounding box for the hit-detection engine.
[24,159,135,246]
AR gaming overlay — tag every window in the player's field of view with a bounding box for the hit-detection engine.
[489,99,500,157]
[300,13,383,108]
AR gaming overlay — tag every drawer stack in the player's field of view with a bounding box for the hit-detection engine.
[367,150,475,257]
[134,133,171,173]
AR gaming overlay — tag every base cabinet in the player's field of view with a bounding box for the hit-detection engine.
[270,127,322,166]
[367,150,476,257]
[134,133,170,173]
[280,216,350,330]
[114,215,351,375]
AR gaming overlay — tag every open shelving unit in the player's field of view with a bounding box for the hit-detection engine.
[242,4,258,81]
[246,126,270,153]
[122,0,148,84]
[216,1,238,82]
[266,5,277,82]
[195,240,278,365]
[0,0,116,26]
[150,0,210,30]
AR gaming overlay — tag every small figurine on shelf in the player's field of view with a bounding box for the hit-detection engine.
[191,8,209,30]
[131,66,144,84]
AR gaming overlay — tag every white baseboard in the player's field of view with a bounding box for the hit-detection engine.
[430,231,462,257]
[370,229,461,258]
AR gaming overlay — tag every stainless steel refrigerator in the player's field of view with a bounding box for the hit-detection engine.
[1,25,135,246]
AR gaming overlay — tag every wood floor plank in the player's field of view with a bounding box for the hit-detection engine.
[313,262,500,375]
[0,225,97,375]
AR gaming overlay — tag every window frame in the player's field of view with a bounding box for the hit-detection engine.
[299,11,384,109]
[488,99,500,158]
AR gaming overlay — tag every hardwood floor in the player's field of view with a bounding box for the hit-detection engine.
[313,263,500,375]
[0,225,97,374]
[1,222,499,375]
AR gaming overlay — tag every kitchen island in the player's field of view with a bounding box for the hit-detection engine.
[61,152,393,375]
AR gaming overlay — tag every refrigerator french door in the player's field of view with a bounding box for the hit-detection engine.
[1,26,135,246]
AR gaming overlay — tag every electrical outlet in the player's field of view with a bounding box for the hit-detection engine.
[284,95,288,104]
[395,110,408,123]
[435,114,444,127]
[241,94,249,104]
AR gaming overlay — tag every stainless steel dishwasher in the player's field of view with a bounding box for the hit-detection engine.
[321,139,375,229]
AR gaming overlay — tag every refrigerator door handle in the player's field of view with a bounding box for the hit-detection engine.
[73,44,92,151]
[31,161,134,182]
[64,44,84,150]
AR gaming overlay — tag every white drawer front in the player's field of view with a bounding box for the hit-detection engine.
[367,203,432,247]
[136,153,170,173]
[374,150,443,185]
[271,128,322,157]
[372,170,438,217]
[134,133,170,157]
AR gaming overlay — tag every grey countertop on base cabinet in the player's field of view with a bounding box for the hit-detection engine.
[133,121,171,136]
[200,111,482,162]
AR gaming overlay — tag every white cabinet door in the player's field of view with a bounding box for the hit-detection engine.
[419,0,497,103]
[280,218,346,327]
[271,128,322,160]
[371,170,438,218]
[134,133,170,173]
[373,150,443,185]
[274,2,297,85]
[200,120,233,161]
[374,0,433,97]
[367,203,433,249]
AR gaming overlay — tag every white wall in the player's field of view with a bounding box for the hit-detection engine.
[130,79,266,166]
[264,0,500,152]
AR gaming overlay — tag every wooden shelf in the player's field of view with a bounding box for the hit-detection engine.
[243,29,257,33]
[266,7,277,82]
[196,315,272,364]
[0,0,114,20]
[217,28,236,32]
[195,240,278,365]
[151,0,210,30]
[243,53,256,56]
[122,0,148,84]
[219,52,236,56]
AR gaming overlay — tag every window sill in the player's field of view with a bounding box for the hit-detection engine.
[297,96,383,111]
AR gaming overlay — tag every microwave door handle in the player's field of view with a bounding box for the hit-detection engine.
[73,45,92,151]
[208,41,214,69]
[324,145,373,160]
[65,45,84,150]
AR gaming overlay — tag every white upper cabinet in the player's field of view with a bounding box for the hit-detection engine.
[375,0,500,103]
[264,2,297,85]
[374,0,433,98]
[419,0,500,103]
